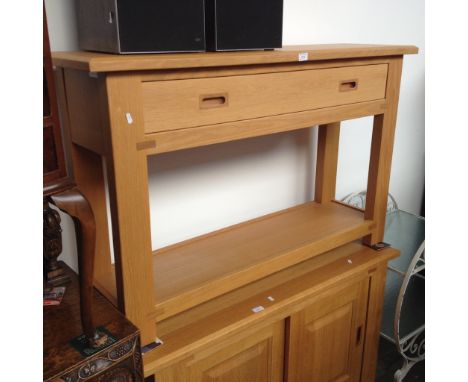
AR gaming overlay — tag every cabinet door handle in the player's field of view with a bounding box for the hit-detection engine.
[200,93,228,109]
[356,325,363,346]
[339,79,359,92]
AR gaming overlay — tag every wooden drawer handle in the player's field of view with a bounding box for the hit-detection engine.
[339,79,359,92]
[200,93,228,109]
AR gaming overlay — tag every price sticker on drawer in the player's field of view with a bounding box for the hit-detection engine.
[298,52,309,62]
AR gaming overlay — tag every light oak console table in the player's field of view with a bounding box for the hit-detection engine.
[53,44,418,381]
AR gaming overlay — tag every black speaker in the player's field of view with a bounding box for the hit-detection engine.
[77,0,206,54]
[205,0,283,51]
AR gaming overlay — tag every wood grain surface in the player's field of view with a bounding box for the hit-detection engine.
[142,64,387,133]
[52,44,418,73]
[152,201,374,321]
[143,243,398,376]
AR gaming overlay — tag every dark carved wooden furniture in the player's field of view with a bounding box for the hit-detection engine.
[43,4,100,347]
[44,263,144,382]
[43,4,73,196]
[43,4,73,286]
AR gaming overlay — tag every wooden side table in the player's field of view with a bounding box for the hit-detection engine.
[44,263,144,382]
[52,45,418,380]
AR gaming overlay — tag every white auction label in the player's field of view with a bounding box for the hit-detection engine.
[298,52,309,61]
[126,112,133,125]
[252,305,265,313]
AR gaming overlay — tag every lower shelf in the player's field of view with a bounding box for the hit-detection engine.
[152,201,375,321]
[144,242,399,375]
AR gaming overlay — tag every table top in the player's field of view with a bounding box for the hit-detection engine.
[43,262,139,380]
[52,44,418,73]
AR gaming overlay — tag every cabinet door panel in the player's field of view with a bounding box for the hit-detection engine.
[200,340,271,382]
[287,280,369,382]
[157,321,284,382]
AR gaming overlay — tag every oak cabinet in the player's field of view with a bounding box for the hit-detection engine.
[153,266,385,382]
[287,280,369,382]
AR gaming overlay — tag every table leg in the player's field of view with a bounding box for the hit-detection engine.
[50,187,106,348]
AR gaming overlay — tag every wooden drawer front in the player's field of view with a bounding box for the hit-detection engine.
[142,64,387,133]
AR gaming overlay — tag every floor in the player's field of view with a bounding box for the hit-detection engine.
[376,337,425,381]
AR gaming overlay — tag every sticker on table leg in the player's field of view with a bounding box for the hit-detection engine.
[126,112,133,124]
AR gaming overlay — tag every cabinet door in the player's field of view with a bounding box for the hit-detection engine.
[157,321,284,382]
[287,279,369,382]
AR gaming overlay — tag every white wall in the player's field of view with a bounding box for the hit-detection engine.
[45,0,424,264]
[282,0,425,213]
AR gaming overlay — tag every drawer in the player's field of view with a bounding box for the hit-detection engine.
[142,64,388,134]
